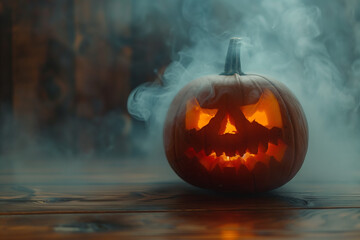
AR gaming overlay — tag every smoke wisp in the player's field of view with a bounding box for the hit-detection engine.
[127,0,360,183]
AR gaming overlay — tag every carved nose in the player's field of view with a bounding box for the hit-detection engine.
[219,114,238,135]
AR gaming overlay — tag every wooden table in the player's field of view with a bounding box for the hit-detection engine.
[0,160,359,239]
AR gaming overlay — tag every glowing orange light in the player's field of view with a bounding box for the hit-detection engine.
[185,140,287,172]
[186,98,218,130]
[220,224,241,240]
[184,90,287,172]
[267,140,287,161]
[241,90,282,129]
[246,110,268,126]
[219,114,238,135]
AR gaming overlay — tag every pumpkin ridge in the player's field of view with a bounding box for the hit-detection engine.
[163,39,308,193]
[249,76,270,192]
[167,85,193,180]
[257,74,297,181]
[265,79,308,180]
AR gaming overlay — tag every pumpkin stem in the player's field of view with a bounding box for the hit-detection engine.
[222,37,245,76]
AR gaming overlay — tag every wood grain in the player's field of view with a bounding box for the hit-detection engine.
[0,181,359,215]
[0,209,359,240]
[0,161,359,239]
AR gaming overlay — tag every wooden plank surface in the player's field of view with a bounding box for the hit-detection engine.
[0,181,360,214]
[1,209,359,240]
[0,161,359,239]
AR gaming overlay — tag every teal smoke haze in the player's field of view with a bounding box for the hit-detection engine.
[127,0,360,182]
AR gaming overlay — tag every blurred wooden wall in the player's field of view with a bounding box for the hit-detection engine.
[0,2,12,113]
[0,0,175,155]
[0,1,13,153]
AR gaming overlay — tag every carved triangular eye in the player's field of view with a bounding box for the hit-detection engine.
[240,89,282,129]
[185,98,218,130]
[163,38,309,193]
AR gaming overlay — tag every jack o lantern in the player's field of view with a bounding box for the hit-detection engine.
[163,38,308,193]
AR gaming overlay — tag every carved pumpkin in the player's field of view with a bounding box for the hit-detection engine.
[164,38,308,193]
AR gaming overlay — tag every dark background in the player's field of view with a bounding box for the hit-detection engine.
[0,0,359,183]
[0,0,192,158]
[0,2,359,238]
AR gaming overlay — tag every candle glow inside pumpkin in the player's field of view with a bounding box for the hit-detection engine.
[184,89,287,172]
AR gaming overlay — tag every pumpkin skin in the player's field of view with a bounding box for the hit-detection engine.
[163,38,308,193]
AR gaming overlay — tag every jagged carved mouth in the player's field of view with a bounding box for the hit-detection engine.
[183,89,288,172]
[185,140,287,172]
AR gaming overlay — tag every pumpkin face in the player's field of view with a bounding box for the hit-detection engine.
[164,38,308,193]
[184,87,286,171]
